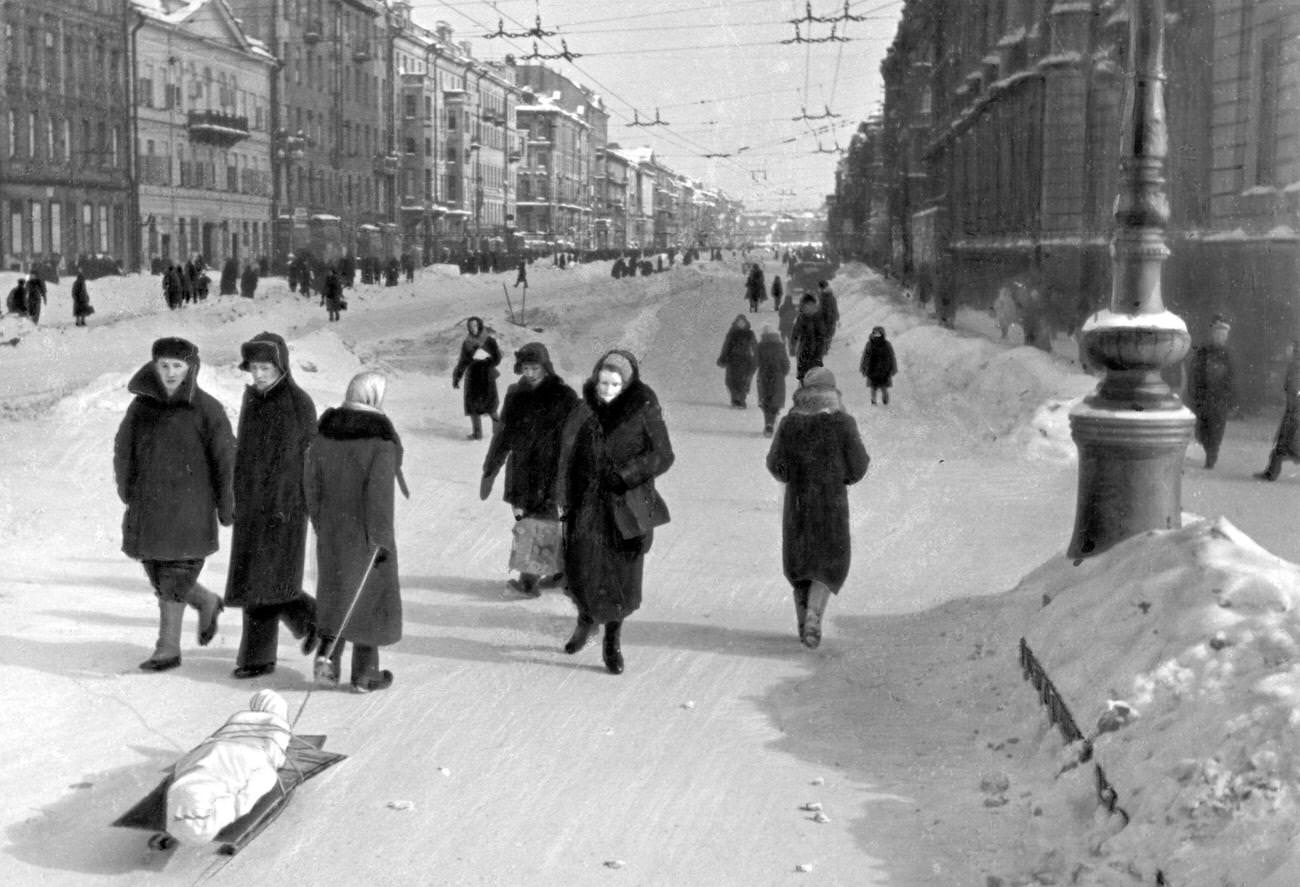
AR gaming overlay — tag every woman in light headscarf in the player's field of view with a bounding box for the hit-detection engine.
[304,371,408,693]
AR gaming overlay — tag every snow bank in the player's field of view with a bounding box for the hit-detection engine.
[1018,518,1300,885]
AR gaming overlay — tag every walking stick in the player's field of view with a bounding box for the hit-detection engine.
[317,545,382,663]
[502,283,516,324]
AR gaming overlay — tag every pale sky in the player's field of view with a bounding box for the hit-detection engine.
[409,0,905,212]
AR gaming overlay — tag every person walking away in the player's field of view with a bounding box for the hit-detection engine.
[514,257,528,288]
[452,316,502,439]
[756,324,790,436]
[1256,341,1300,481]
[239,262,259,299]
[26,273,46,324]
[71,272,93,326]
[557,350,674,675]
[745,264,766,313]
[717,314,758,408]
[219,257,239,296]
[1186,314,1235,469]
[766,367,869,648]
[225,333,319,679]
[322,267,344,322]
[771,275,784,311]
[817,280,839,342]
[6,276,26,317]
[859,326,898,405]
[305,371,407,692]
[777,291,797,348]
[790,293,830,382]
[114,337,234,671]
[480,343,578,595]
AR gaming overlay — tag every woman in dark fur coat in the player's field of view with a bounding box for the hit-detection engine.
[305,372,409,693]
[755,324,790,436]
[766,367,869,648]
[452,316,502,439]
[790,293,830,382]
[557,350,675,674]
[224,332,318,679]
[717,314,758,408]
[480,342,579,594]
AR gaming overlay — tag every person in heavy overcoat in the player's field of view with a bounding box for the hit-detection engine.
[766,367,869,649]
[7,277,26,316]
[756,325,790,436]
[239,263,259,299]
[26,273,46,324]
[745,264,766,312]
[114,337,235,671]
[556,350,674,675]
[1257,342,1300,482]
[771,275,784,308]
[163,265,183,310]
[717,314,758,408]
[71,273,93,326]
[790,293,830,382]
[1186,316,1235,469]
[480,342,579,595]
[322,268,344,322]
[304,372,407,693]
[225,333,319,679]
[817,281,839,341]
[452,316,502,439]
[777,292,797,347]
[859,326,899,405]
[219,258,239,296]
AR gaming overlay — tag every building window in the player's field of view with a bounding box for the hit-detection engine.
[6,111,14,158]
[1256,35,1281,187]
[50,202,61,254]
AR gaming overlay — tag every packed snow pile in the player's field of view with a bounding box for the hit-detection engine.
[1019,517,1300,885]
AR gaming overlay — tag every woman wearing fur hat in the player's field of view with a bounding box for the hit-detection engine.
[452,316,502,440]
[225,333,319,679]
[756,325,791,436]
[717,314,759,408]
[556,350,675,674]
[859,326,898,405]
[114,337,235,671]
[790,293,830,382]
[305,372,408,692]
[766,367,869,648]
[480,343,579,595]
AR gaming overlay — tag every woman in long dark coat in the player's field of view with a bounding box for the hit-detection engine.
[304,371,407,693]
[790,293,830,382]
[452,316,502,439]
[771,274,784,309]
[557,350,674,675]
[717,314,758,408]
[71,273,93,326]
[225,332,318,679]
[239,263,259,299]
[766,367,869,649]
[219,257,239,296]
[778,292,797,347]
[755,325,790,436]
[744,264,766,312]
[1256,342,1300,481]
[859,326,899,405]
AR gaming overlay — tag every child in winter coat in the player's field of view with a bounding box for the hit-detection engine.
[859,326,898,405]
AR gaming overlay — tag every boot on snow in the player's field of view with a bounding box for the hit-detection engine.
[603,620,624,675]
[139,599,186,671]
[186,584,224,647]
[802,582,832,649]
[792,583,810,639]
[564,615,597,654]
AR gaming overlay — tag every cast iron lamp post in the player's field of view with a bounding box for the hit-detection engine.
[1067,0,1194,559]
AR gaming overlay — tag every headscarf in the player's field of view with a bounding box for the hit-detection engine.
[343,371,387,414]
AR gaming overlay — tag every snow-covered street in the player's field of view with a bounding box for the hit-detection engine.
[1,258,1297,885]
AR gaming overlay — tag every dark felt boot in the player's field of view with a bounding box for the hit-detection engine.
[564,615,596,654]
[603,620,624,675]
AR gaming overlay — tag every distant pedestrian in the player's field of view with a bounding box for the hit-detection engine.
[113,337,234,672]
[756,324,790,436]
[452,316,501,440]
[225,333,319,680]
[163,264,183,310]
[219,258,239,296]
[557,350,675,675]
[771,275,783,309]
[239,263,259,299]
[717,314,758,408]
[1255,341,1300,482]
[322,268,344,322]
[480,343,578,595]
[1186,315,1235,469]
[817,280,839,341]
[745,264,766,313]
[993,286,1018,339]
[26,273,46,324]
[514,257,528,288]
[859,326,898,405]
[71,273,93,326]
[766,367,869,649]
[6,277,26,317]
[305,371,407,693]
[790,293,829,382]
[777,291,797,346]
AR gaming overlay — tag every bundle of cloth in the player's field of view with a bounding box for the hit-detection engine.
[165,689,292,845]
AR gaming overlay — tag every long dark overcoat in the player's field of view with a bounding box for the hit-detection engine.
[114,359,236,561]
[240,266,259,299]
[482,372,578,514]
[1186,344,1234,422]
[224,335,318,608]
[860,336,898,387]
[756,331,790,413]
[304,407,402,647]
[766,386,869,593]
[559,353,674,624]
[71,276,92,318]
[1269,357,1300,461]
[745,265,766,307]
[791,310,830,379]
[219,258,239,295]
[717,318,758,399]
[452,328,502,416]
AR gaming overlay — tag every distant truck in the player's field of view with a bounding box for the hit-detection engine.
[787,248,837,294]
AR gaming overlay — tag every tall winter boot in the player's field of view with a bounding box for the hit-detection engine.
[602,620,624,675]
[185,584,224,647]
[792,583,810,640]
[802,582,832,649]
[563,614,596,654]
[140,599,186,671]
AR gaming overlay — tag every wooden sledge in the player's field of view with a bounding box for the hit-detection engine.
[113,734,345,855]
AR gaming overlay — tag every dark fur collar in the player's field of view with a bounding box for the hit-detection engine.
[582,377,658,430]
[127,361,200,405]
[512,372,573,403]
[318,406,400,442]
[791,386,843,414]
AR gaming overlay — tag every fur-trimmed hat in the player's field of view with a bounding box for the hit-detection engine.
[803,367,837,389]
[238,331,288,372]
[151,336,198,362]
[514,342,554,375]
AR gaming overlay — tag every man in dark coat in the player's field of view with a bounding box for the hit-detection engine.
[26,273,46,324]
[514,257,528,288]
[1187,315,1235,469]
[766,367,869,648]
[452,316,502,439]
[480,342,579,595]
[322,268,345,321]
[756,325,790,436]
[71,273,93,326]
[219,257,239,296]
[225,333,319,679]
[240,263,259,299]
[745,264,766,312]
[817,280,839,341]
[790,293,829,382]
[114,337,235,671]
[859,326,899,405]
[717,314,758,408]
[6,277,26,317]
[1256,341,1300,482]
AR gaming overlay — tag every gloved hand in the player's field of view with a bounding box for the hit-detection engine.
[479,475,494,501]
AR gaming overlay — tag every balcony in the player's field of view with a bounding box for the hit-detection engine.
[372,153,400,177]
[187,110,250,146]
